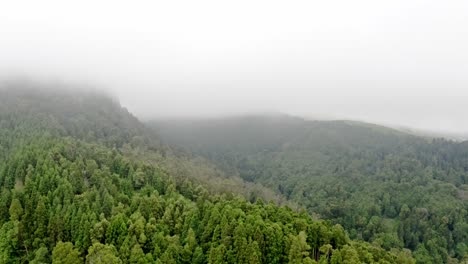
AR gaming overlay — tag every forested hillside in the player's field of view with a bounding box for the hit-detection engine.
[0,85,415,263]
[151,115,468,263]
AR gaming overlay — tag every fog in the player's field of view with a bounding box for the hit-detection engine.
[1,0,467,134]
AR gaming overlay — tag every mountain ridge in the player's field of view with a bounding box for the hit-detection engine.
[150,115,468,263]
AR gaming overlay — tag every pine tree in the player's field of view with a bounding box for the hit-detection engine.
[9,198,23,221]
[129,244,146,264]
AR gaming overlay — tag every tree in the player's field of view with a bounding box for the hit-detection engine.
[289,231,311,264]
[0,221,19,263]
[9,198,23,221]
[30,246,49,264]
[52,241,82,264]
[34,196,49,242]
[339,245,360,264]
[181,228,197,262]
[192,246,205,264]
[86,243,122,264]
[129,244,146,264]
[209,244,227,264]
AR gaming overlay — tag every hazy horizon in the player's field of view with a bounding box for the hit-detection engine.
[1,0,467,134]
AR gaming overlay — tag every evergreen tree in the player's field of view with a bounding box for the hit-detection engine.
[52,242,82,264]
[86,243,122,264]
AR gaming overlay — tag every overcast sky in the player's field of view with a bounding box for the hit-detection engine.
[1,0,468,133]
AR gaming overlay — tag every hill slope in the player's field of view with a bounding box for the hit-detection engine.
[0,84,414,263]
[150,115,468,263]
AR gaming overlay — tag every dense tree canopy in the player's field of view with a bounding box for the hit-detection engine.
[151,116,468,263]
[0,86,415,263]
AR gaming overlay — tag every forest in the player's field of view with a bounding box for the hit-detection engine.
[0,86,418,263]
[151,116,468,263]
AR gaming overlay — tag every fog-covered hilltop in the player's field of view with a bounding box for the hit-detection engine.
[0,83,287,203]
[150,115,468,263]
[0,82,156,149]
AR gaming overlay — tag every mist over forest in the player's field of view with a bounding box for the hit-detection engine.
[1,1,468,263]
[2,0,468,133]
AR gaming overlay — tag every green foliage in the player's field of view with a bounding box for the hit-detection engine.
[151,115,468,263]
[30,246,49,264]
[8,198,22,221]
[0,86,414,263]
[86,243,122,264]
[52,242,82,264]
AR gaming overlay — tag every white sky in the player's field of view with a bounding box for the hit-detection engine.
[1,0,468,133]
